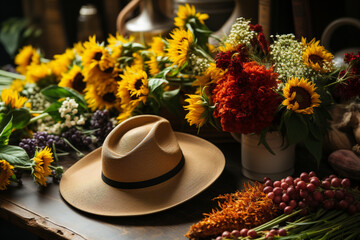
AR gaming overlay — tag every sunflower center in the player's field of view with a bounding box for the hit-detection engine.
[73,73,86,93]
[94,52,103,61]
[309,54,324,67]
[135,79,143,90]
[27,53,34,65]
[104,67,114,73]
[289,87,311,109]
[102,92,116,103]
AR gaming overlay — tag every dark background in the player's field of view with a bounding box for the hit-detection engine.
[1,0,360,68]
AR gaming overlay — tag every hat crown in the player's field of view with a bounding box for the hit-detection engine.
[102,115,183,185]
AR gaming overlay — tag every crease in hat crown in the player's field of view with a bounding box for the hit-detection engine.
[101,115,183,184]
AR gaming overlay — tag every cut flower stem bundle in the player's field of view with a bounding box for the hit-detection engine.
[221,209,360,239]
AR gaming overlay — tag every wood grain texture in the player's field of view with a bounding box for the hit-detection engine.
[0,143,245,240]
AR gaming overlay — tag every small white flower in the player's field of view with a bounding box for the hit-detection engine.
[77,119,85,125]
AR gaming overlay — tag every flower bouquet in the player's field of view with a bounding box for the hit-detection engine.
[183,17,360,167]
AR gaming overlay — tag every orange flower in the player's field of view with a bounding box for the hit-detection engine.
[186,182,280,239]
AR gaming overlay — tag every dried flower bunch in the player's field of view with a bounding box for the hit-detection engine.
[186,182,280,239]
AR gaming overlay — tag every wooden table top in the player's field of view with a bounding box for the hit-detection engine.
[0,142,249,240]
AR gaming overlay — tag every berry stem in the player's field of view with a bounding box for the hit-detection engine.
[62,138,84,157]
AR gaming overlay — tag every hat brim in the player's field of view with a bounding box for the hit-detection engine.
[59,132,225,216]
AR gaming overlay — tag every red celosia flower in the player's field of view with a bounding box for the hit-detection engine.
[228,45,249,77]
[216,44,249,74]
[344,50,360,63]
[258,32,270,54]
[250,24,263,33]
[215,51,234,70]
[212,61,281,134]
[335,50,360,100]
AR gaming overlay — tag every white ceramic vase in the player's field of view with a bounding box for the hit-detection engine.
[231,132,295,181]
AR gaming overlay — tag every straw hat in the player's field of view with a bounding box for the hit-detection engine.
[59,115,225,216]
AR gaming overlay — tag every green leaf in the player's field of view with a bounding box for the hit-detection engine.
[308,117,322,140]
[0,108,30,133]
[303,134,323,167]
[0,115,12,146]
[41,85,87,110]
[11,108,31,129]
[44,101,62,122]
[148,78,168,92]
[0,145,30,166]
[162,88,180,101]
[162,89,182,118]
[258,129,275,155]
[284,111,309,144]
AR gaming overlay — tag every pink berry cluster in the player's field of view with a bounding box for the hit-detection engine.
[263,171,360,215]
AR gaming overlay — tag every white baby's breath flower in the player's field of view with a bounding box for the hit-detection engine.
[224,17,256,48]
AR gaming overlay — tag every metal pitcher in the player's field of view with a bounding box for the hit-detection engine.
[116,0,173,43]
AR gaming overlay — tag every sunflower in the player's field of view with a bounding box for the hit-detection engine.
[167,28,193,66]
[131,52,144,70]
[117,74,143,110]
[14,45,40,74]
[116,105,135,123]
[302,38,333,73]
[84,80,122,111]
[25,63,54,84]
[146,56,162,76]
[49,48,75,78]
[149,36,166,56]
[32,147,54,187]
[1,89,28,109]
[0,160,14,190]
[282,77,321,114]
[108,33,134,48]
[120,66,149,104]
[184,94,208,128]
[10,79,25,92]
[81,36,115,73]
[193,63,225,94]
[59,65,86,94]
[108,33,135,60]
[174,4,209,28]
[73,41,85,55]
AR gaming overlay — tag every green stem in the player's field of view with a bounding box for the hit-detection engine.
[52,142,59,165]
[193,46,215,63]
[253,210,302,232]
[55,152,70,156]
[13,165,32,171]
[29,112,50,124]
[0,69,25,80]
[210,34,222,43]
[62,138,84,157]
[30,110,44,114]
